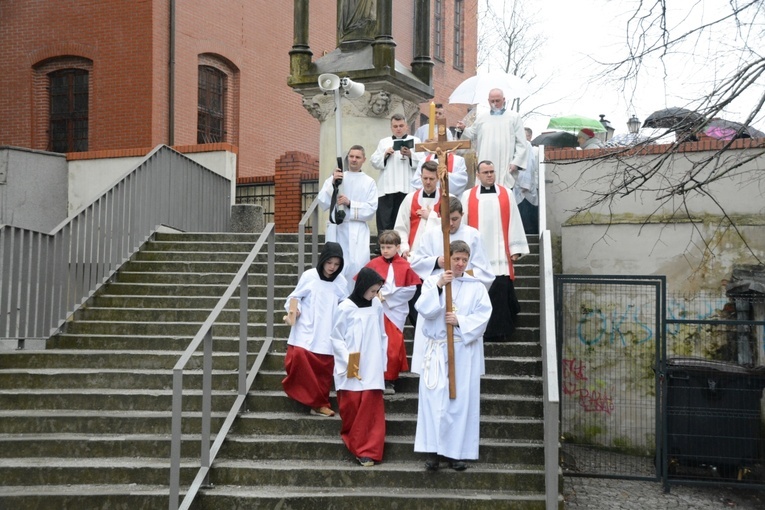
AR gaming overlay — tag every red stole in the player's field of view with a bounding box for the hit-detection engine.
[425,153,454,173]
[365,254,422,288]
[408,190,441,248]
[467,185,515,279]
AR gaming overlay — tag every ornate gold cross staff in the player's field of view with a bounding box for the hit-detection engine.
[416,118,471,399]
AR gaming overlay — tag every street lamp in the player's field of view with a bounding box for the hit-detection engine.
[627,115,641,134]
[318,74,365,168]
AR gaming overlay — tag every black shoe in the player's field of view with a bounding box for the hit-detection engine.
[384,381,396,395]
[449,459,467,471]
[424,455,440,471]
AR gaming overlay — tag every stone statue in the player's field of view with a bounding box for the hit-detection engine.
[338,0,377,45]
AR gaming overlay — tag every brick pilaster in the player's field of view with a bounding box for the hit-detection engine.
[274,151,319,233]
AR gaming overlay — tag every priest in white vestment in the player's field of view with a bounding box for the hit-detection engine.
[461,160,529,341]
[318,145,378,293]
[456,88,527,189]
[413,240,492,470]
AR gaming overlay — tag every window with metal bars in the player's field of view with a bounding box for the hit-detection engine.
[198,65,226,144]
[49,69,89,153]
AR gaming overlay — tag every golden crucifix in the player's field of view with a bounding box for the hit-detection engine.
[415,118,471,399]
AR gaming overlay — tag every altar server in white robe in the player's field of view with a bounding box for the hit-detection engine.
[455,88,527,189]
[393,160,445,259]
[413,240,492,471]
[409,196,494,371]
[331,267,388,467]
[408,196,494,288]
[410,151,469,198]
[318,145,378,293]
[461,160,529,342]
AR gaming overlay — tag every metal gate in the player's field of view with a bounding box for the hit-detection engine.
[556,275,765,490]
[555,275,665,481]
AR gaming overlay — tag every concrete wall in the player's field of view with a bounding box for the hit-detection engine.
[0,147,68,232]
[545,144,765,293]
[545,142,765,451]
[67,147,237,216]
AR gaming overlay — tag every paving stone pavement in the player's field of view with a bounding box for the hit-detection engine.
[563,476,765,509]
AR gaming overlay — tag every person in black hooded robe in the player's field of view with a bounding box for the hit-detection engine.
[282,242,348,417]
[330,267,388,466]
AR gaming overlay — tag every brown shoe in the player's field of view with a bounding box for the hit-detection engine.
[310,406,335,417]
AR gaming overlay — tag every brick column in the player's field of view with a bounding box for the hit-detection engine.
[274,151,319,233]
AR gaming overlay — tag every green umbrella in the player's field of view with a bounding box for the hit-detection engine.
[547,115,606,133]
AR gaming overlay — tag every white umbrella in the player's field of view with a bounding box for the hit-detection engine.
[448,71,532,105]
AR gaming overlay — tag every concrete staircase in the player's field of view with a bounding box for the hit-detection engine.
[0,232,554,509]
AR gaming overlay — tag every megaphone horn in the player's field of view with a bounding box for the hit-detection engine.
[318,73,340,92]
[342,79,365,100]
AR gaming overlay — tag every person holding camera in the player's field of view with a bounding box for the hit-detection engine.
[318,145,378,293]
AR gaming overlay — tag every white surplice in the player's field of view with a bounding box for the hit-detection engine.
[407,223,495,287]
[460,184,529,277]
[331,298,388,392]
[370,135,422,196]
[393,190,443,257]
[411,153,469,198]
[285,269,348,355]
[317,171,378,292]
[413,273,492,460]
[460,110,527,189]
[379,263,417,331]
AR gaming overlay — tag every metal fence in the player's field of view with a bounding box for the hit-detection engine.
[555,275,665,481]
[235,179,318,228]
[0,145,231,342]
[663,294,765,490]
[555,276,765,490]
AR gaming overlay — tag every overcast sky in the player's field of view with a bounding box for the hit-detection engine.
[478,0,765,138]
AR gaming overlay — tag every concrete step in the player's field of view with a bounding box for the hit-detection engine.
[231,411,544,442]
[0,457,198,486]
[0,433,209,458]
[0,368,241,390]
[0,484,171,510]
[46,333,262,351]
[0,389,238,412]
[203,459,546,492]
[0,410,226,435]
[191,485,547,510]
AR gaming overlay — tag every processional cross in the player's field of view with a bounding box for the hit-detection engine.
[415,118,471,399]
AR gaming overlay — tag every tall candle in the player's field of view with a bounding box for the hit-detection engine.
[428,101,436,140]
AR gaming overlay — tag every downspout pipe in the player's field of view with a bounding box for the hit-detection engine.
[169,0,176,146]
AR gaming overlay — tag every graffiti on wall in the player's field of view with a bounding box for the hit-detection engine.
[575,297,730,347]
[562,358,615,415]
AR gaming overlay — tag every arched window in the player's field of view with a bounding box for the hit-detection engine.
[49,68,89,152]
[198,65,226,144]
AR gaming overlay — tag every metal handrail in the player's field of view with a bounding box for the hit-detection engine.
[0,145,230,342]
[538,146,561,510]
[297,197,321,271]
[169,224,276,510]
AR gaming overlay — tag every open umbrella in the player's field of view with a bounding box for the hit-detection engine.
[703,118,765,140]
[530,131,579,148]
[448,71,532,105]
[547,115,606,133]
[642,107,705,130]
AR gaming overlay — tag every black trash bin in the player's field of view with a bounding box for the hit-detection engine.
[666,357,765,478]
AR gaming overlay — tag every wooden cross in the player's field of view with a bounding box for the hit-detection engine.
[416,118,471,399]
